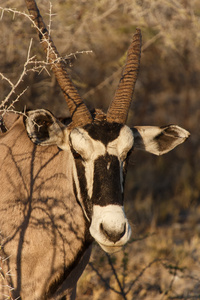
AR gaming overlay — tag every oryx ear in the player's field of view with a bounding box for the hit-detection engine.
[132,125,190,156]
[25,109,66,148]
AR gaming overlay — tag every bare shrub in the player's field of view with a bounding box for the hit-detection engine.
[1,0,200,299]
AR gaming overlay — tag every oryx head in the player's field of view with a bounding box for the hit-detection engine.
[25,0,190,253]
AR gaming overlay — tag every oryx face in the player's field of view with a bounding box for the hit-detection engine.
[70,122,134,253]
[25,109,189,254]
[22,14,189,255]
[1,2,190,299]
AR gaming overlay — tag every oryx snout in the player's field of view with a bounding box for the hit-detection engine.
[89,205,131,253]
[100,221,126,243]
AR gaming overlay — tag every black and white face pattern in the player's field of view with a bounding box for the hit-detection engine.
[25,109,190,253]
[70,122,134,253]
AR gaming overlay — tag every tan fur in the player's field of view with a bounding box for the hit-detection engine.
[0,114,91,300]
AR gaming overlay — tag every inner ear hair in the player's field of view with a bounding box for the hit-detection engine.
[132,125,190,156]
[25,109,65,147]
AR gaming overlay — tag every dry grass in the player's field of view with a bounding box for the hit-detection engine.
[0,0,200,299]
[77,222,200,299]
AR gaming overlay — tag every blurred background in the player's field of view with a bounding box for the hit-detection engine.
[1,0,200,299]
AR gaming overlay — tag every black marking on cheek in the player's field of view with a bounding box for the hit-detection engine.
[72,180,91,223]
[84,122,123,146]
[121,149,132,191]
[92,154,123,206]
[73,159,92,219]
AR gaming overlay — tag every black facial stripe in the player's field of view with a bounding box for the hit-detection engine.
[91,154,123,206]
[121,152,132,191]
[73,159,92,219]
[84,122,123,146]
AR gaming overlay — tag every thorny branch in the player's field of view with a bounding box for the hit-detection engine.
[160,262,179,300]
[88,261,124,296]
[0,5,55,115]
[90,236,192,299]
[0,6,92,66]
[125,258,161,295]
[0,39,33,115]
[0,6,57,64]
[0,5,92,116]
[105,252,127,300]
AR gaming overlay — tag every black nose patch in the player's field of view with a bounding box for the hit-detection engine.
[91,154,123,206]
[100,222,126,243]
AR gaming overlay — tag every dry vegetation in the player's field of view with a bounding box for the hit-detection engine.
[0,0,200,299]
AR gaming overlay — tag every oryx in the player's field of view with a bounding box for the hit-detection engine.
[0,0,190,299]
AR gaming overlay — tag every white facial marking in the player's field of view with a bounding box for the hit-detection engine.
[106,126,133,194]
[72,163,90,221]
[90,205,132,253]
[70,128,106,198]
[71,126,133,243]
[70,128,94,160]
[70,128,105,160]
[107,162,111,170]
[107,125,134,159]
[59,127,71,151]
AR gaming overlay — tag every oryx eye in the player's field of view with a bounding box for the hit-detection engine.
[71,148,83,160]
[73,152,82,160]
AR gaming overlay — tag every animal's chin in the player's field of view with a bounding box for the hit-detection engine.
[98,242,124,254]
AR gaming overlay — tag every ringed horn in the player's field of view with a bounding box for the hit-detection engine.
[107,28,142,124]
[25,0,142,126]
[25,0,93,127]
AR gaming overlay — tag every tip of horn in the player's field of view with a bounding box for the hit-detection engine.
[106,28,142,124]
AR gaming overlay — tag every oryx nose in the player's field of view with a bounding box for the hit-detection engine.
[100,222,126,243]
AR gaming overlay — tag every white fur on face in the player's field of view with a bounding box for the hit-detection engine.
[107,126,134,159]
[70,128,106,159]
[70,126,134,252]
[70,128,106,199]
[70,125,134,163]
[107,126,134,193]
[89,205,132,253]
[70,126,134,199]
